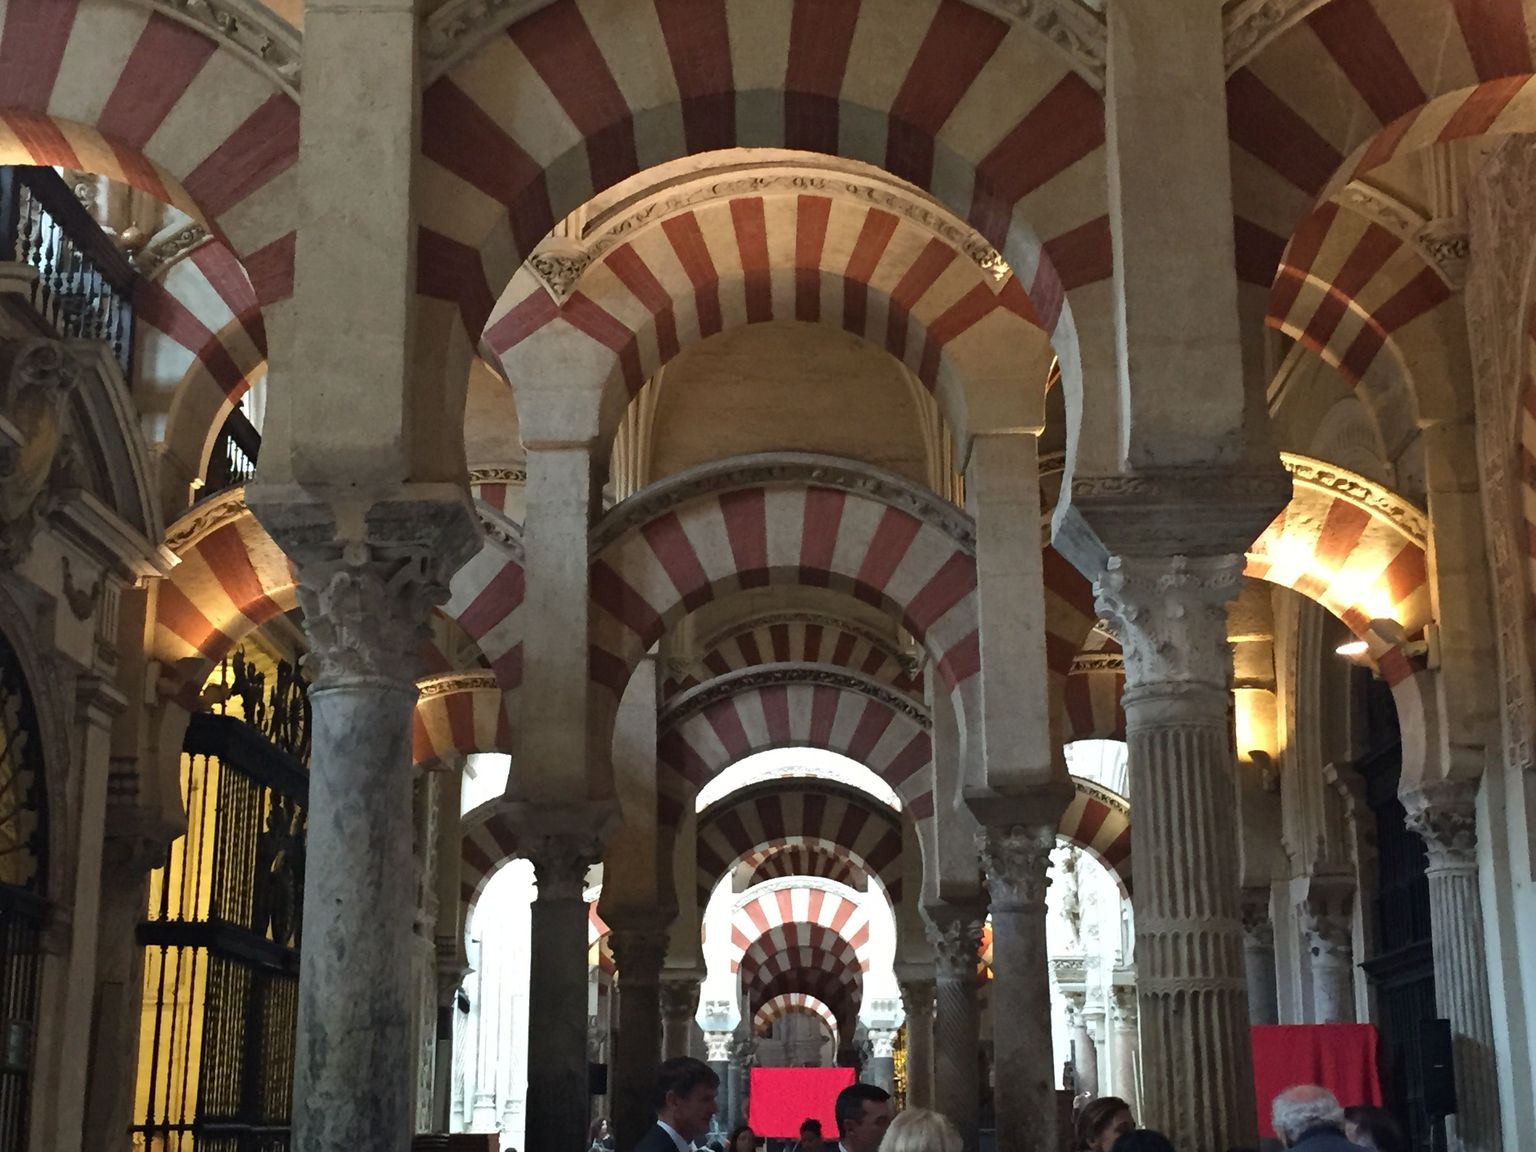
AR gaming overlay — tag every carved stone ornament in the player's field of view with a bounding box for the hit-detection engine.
[133,222,210,279]
[164,487,248,553]
[61,555,104,621]
[660,663,931,733]
[1093,554,1242,690]
[977,822,1055,911]
[469,466,528,487]
[609,928,670,984]
[900,978,935,1018]
[924,912,985,981]
[1280,452,1428,546]
[1110,985,1138,1029]
[416,669,499,700]
[660,977,702,1018]
[0,340,81,566]
[522,830,603,900]
[1239,893,1274,950]
[1299,905,1353,965]
[972,0,1105,87]
[870,1027,899,1059]
[1224,0,1327,72]
[151,0,300,95]
[704,1031,734,1062]
[295,551,443,689]
[1402,780,1479,872]
[527,248,591,303]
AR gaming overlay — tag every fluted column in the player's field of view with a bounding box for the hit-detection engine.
[926,906,984,1151]
[900,978,936,1108]
[1404,782,1502,1152]
[979,824,1059,1152]
[1095,555,1256,1149]
[610,927,670,1149]
[1110,987,1139,1110]
[1240,889,1278,1026]
[287,551,450,1152]
[520,827,605,1152]
[660,975,702,1059]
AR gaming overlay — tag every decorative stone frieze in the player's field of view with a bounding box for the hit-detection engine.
[416,670,499,700]
[1280,452,1428,545]
[134,222,210,278]
[1094,554,1243,691]
[527,248,591,302]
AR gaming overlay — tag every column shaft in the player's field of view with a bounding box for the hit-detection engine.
[1110,988,1139,1111]
[610,929,669,1150]
[1241,893,1279,1027]
[900,980,935,1109]
[927,910,984,1151]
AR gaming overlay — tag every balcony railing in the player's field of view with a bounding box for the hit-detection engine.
[203,404,261,502]
[0,166,135,377]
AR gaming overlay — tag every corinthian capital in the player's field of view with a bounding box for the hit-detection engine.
[923,907,985,981]
[1402,780,1479,871]
[1094,554,1243,691]
[977,823,1055,911]
[296,551,443,689]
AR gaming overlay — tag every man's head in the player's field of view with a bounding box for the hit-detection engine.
[653,1056,720,1141]
[798,1118,825,1150]
[834,1083,892,1152]
[1271,1085,1347,1147]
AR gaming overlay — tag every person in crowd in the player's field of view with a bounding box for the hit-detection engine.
[1075,1096,1136,1151]
[727,1124,760,1152]
[1343,1106,1407,1152]
[791,1118,826,1151]
[589,1118,615,1151]
[1110,1133,1176,1152]
[877,1107,962,1152]
[1271,1085,1366,1150]
[631,1056,721,1152]
[834,1083,894,1152]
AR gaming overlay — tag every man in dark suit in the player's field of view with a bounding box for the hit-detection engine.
[832,1083,892,1152]
[630,1056,721,1152]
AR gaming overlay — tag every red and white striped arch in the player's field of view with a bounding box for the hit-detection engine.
[658,675,933,827]
[728,886,873,974]
[485,193,1047,436]
[666,616,920,700]
[1062,667,1125,744]
[754,993,839,1041]
[416,0,1110,364]
[748,846,867,893]
[1246,454,1432,684]
[442,543,526,697]
[460,804,520,925]
[0,1,297,304]
[1228,0,1535,289]
[412,672,513,771]
[1059,776,1131,896]
[739,922,865,990]
[696,783,905,907]
[744,951,864,1033]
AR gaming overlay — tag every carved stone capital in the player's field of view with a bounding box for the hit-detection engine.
[1299,904,1354,965]
[1402,780,1479,871]
[899,979,935,1020]
[977,822,1055,911]
[1240,891,1274,950]
[609,929,671,986]
[510,809,613,900]
[1110,985,1138,1030]
[660,976,702,1019]
[869,1027,899,1059]
[704,1030,734,1062]
[1094,554,1242,692]
[1062,987,1087,1028]
[295,552,442,689]
[923,907,985,981]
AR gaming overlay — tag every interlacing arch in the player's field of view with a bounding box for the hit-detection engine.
[754,993,840,1043]
[728,885,873,974]
[748,845,867,893]
[1246,453,1432,684]
[747,957,864,1040]
[695,780,905,907]
[1059,777,1131,897]
[0,1,298,304]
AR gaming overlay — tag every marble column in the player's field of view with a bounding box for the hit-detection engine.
[288,552,447,1152]
[1300,892,1356,1024]
[1110,987,1139,1110]
[660,975,702,1059]
[705,1031,733,1120]
[729,1036,755,1128]
[978,824,1059,1152]
[609,927,669,1150]
[1240,889,1279,1026]
[518,825,606,1152]
[867,1029,898,1094]
[1095,555,1257,1149]
[1404,782,1502,1152]
[900,978,936,1108]
[1084,1001,1108,1099]
[926,906,984,1151]
[1064,991,1100,1099]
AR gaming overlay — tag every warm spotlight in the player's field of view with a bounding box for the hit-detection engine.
[1335,639,1370,660]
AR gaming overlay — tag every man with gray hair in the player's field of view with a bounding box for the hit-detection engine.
[1271,1085,1369,1150]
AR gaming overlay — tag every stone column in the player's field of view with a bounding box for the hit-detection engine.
[705,1030,733,1117]
[1083,1000,1108,1099]
[1404,782,1502,1152]
[1110,987,1139,1110]
[1241,889,1279,1026]
[867,1029,898,1094]
[287,550,451,1152]
[1064,991,1100,1099]
[1300,888,1356,1024]
[609,926,670,1150]
[926,906,984,1151]
[661,974,702,1059]
[730,1036,755,1128]
[520,826,606,1152]
[978,824,1060,1152]
[900,978,936,1108]
[1095,555,1257,1149]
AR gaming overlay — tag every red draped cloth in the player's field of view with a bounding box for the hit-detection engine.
[1252,1024,1384,1138]
[748,1067,857,1138]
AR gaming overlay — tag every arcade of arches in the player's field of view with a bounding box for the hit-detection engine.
[0,2,1534,1152]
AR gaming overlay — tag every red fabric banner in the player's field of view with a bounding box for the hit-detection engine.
[747,1067,858,1138]
[1252,1024,1384,1138]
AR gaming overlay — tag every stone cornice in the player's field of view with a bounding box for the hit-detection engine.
[1223,0,1332,74]
[1069,651,1123,675]
[469,466,527,486]
[592,453,974,555]
[416,669,498,700]
[1280,452,1428,547]
[140,0,301,96]
[1070,773,1127,812]
[163,486,247,555]
[660,662,932,734]
[136,222,211,280]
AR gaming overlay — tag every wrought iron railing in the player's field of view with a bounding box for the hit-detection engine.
[202,406,261,505]
[0,166,135,376]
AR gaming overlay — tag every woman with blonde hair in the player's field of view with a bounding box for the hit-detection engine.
[878,1108,963,1152]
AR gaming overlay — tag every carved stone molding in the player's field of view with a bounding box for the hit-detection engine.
[1402,780,1479,872]
[660,662,932,733]
[660,977,702,1018]
[1069,651,1124,675]
[594,453,974,555]
[134,222,211,279]
[1280,452,1428,546]
[416,669,498,700]
[522,830,604,900]
[1110,985,1138,1029]
[1335,181,1469,290]
[924,910,985,982]
[0,340,82,566]
[144,0,301,96]
[1299,903,1353,964]
[972,0,1105,87]
[977,823,1055,911]
[608,928,670,985]
[296,552,442,689]
[1093,554,1243,691]
[704,1031,734,1062]
[1240,891,1274,950]
[527,248,591,303]
[1415,219,1470,289]
[1223,0,1330,73]
[163,486,247,553]
[470,466,528,486]
[869,1028,899,1059]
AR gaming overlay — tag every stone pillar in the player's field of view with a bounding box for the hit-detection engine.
[1300,885,1356,1024]
[1110,987,1139,1110]
[1083,1001,1108,1100]
[900,978,936,1108]
[661,974,702,1059]
[1241,890,1279,1027]
[609,926,670,1150]
[1095,556,1257,1149]
[867,1028,898,1094]
[287,551,450,1152]
[1064,991,1100,1099]
[926,906,984,1151]
[978,824,1059,1152]
[520,826,606,1152]
[729,1036,755,1128]
[1404,782,1502,1152]
[705,1030,733,1119]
